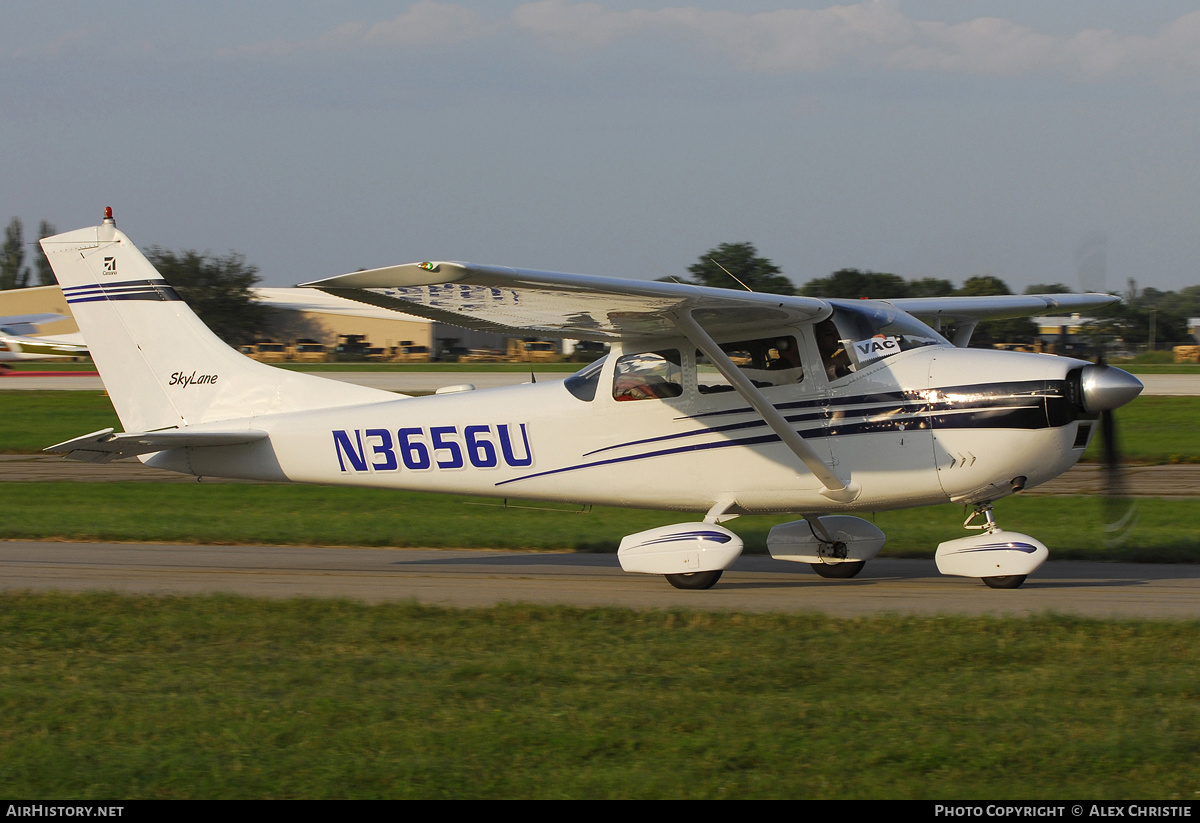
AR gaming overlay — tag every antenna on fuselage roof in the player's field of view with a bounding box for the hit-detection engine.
[710,258,754,292]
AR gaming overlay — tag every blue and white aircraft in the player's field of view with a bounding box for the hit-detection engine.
[41,209,1142,589]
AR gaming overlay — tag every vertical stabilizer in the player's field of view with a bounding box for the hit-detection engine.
[41,210,395,432]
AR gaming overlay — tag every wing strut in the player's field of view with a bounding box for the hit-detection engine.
[670,310,860,504]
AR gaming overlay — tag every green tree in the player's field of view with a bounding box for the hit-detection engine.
[955,275,1036,346]
[1173,285,1200,318]
[957,275,1011,297]
[1,217,29,290]
[1093,280,1189,350]
[145,248,268,346]
[906,277,956,298]
[1024,283,1073,295]
[800,269,910,299]
[685,242,795,295]
[34,220,56,286]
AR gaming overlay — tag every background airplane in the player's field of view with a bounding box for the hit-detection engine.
[0,313,88,363]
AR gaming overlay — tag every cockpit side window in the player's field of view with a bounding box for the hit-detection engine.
[613,349,683,401]
[815,319,853,381]
[696,335,804,393]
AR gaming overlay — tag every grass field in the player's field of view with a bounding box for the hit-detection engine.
[1,592,1197,799]
[1081,396,1200,464]
[0,391,120,454]
[1,482,1195,562]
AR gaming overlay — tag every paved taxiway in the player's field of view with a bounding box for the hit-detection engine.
[2,541,1198,618]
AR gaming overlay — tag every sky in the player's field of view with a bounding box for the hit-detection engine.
[4,1,1200,293]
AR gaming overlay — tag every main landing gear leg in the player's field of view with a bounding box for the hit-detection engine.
[806,516,866,579]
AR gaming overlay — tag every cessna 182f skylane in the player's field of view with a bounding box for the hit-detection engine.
[42,211,1143,590]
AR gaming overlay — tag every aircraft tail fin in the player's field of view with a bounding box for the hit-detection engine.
[41,210,396,433]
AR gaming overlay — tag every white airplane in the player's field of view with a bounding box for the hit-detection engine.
[0,314,88,363]
[41,210,1143,590]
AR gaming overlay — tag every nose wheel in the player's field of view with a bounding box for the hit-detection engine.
[982,574,1027,589]
[935,504,1047,589]
[664,570,724,590]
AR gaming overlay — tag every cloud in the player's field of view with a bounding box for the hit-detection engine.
[224,2,1200,86]
[360,2,490,48]
[511,1,1200,84]
[4,27,91,59]
[223,2,490,57]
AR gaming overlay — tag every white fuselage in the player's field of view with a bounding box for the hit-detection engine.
[146,341,1093,515]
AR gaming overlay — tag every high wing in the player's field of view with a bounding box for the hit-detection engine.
[880,292,1119,347]
[253,287,432,323]
[884,293,1118,323]
[303,263,1118,343]
[302,262,832,342]
[0,313,69,336]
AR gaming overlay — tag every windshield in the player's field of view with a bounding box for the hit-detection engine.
[821,304,948,376]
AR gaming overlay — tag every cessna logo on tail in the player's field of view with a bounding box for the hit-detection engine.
[169,371,219,388]
[103,257,117,273]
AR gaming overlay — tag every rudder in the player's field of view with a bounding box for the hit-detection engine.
[41,210,394,433]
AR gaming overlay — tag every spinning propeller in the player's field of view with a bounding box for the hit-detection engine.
[1080,353,1142,547]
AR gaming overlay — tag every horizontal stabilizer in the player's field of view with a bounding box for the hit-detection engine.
[46,427,268,463]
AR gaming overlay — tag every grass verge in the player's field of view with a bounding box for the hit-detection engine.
[2,482,1197,562]
[0,391,121,454]
[1,592,1197,799]
[1082,397,1200,464]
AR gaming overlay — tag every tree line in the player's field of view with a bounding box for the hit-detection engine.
[1,217,57,290]
[4,220,1195,350]
[680,242,1198,348]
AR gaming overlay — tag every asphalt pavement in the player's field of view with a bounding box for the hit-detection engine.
[3,541,1198,618]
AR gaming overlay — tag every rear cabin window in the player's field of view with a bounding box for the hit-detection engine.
[696,335,804,394]
[612,350,683,401]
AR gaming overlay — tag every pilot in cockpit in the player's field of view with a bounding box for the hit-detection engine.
[815,319,852,380]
